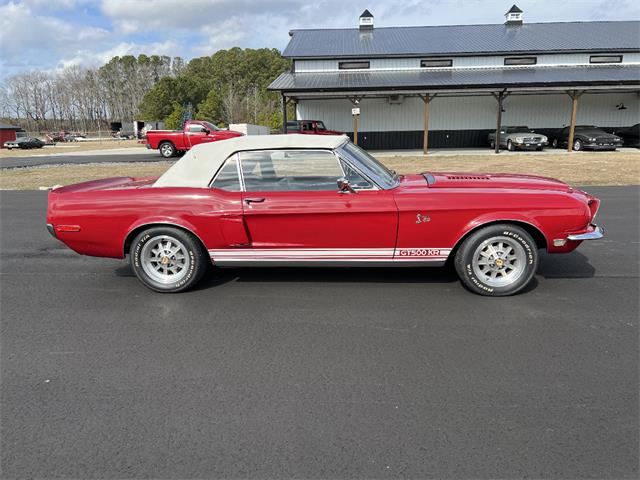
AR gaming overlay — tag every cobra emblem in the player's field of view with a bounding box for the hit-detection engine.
[416,213,431,224]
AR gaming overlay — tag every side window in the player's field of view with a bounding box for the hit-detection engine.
[188,124,206,133]
[240,150,343,192]
[210,157,241,192]
[339,159,373,189]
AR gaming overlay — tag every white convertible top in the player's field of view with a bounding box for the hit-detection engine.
[153,134,349,188]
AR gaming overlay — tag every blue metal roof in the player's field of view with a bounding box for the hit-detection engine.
[268,65,640,92]
[283,21,640,58]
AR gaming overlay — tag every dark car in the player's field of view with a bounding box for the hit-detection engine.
[550,125,623,151]
[3,137,46,150]
[614,124,639,148]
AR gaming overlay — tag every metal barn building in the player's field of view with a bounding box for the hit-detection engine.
[269,6,640,151]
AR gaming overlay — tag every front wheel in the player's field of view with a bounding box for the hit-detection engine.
[552,139,559,148]
[507,140,515,151]
[454,224,538,296]
[159,141,176,158]
[130,227,209,292]
[573,139,583,151]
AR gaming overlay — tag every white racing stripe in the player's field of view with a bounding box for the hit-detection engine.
[209,248,452,262]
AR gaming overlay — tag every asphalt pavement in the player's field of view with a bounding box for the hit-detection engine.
[1,187,638,479]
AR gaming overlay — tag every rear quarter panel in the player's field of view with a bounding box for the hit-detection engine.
[47,187,245,258]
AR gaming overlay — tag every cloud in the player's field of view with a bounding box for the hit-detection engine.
[0,2,108,71]
[1,0,639,81]
[100,0,305,33]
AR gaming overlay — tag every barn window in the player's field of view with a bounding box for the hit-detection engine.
[338,61,370,70]
[589,55,623,64]
[421,58,453,68]
[504,57,537,65]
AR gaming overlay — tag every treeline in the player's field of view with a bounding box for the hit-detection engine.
[0,48,291,133]
[0,55,185,132]
[139,48,291,130]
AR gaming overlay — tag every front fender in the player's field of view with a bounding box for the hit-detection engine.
[453,212,549,251]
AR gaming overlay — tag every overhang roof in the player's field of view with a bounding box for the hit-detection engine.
[268,65,640,93]
[283,21,640,58]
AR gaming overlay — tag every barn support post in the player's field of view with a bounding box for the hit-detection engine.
[491,89,510,154]
[282,94,288,134]
[566,90,585,152]
[353,115,359,145]
[348,96,362,146]
[419,94,436,155]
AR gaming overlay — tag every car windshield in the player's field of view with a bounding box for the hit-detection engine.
[202,121,221,131]
[315,121,326,131]
[576,126,598,131]
[338,141,399,189]
[508,126,532,133]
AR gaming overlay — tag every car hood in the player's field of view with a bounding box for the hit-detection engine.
[399,172,571,192]
[577,129,618,138]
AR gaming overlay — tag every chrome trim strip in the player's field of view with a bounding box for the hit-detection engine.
[567,225,604,241]
[46,223,56,239]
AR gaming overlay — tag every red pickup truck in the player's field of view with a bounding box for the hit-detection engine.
[286,120,342,135]
[146,120,243,157]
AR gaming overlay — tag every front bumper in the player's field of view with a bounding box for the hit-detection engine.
[567,224,604,241]
[583,142,622,150]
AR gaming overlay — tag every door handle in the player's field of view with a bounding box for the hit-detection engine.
[244,197,265,204]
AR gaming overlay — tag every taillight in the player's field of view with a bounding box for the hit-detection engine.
[587,198,600,221]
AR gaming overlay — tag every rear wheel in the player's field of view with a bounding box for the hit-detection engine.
[159,141,176,158]
[552,138,559,148]
[454,224,538,296]
[130,227,208,293]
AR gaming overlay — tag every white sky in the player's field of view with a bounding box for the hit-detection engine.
[1,0,638,79]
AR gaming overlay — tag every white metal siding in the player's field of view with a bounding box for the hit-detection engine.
[297,92,640,131]
[294,53,640,72]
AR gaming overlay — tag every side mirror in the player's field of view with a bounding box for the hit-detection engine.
[203,129,210,134]
[337,177,357,194]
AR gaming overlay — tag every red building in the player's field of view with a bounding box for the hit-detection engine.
[0,123,24,148]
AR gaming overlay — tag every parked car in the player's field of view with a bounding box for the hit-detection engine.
[550,125,623,151]
[286,120,342,135]
[487,126,548,151]
[4,137,46,150]
[613,123,639,148]
[145,120,243,158]
[46,135,603,296]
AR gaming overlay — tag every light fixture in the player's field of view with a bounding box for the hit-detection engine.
[616,103,627,110]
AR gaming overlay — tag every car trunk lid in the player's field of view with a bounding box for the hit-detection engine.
[51,176,158,194]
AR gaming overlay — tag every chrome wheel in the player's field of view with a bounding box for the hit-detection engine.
[140,235,190,284]
[472,236,526,288]
[160,143,174,157]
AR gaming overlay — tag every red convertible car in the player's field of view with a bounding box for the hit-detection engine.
[46,135,603,296]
